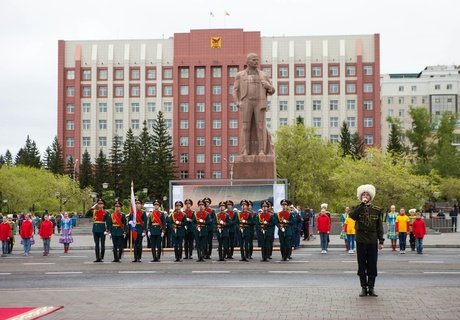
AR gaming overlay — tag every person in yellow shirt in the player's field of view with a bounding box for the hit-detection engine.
[343,213,356,254]
[396,208,410,254]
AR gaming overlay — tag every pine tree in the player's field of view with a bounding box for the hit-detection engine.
[15,135,41,168]
[4,150,13,165]
[386,117,406,155]
[138,121,154,199]
[351,132,365,160]
[339,121,352,157]
[94,150,111,197]
[109,135,124,198]
[44,136,65,174]
[65,155,75,179]
[121,129,142,197]
[0,155,4,168]
[79,149,93,189]
[151,111,176,204]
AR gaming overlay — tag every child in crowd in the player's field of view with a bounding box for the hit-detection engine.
[343,214,356,254]
[39,213,54,256]
[20,214,34,256]
[412,211,426,254]
[0,216,12,257]
[396,208,410,254]
[317,206,331,254]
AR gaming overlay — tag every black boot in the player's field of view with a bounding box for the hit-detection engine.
[218,248,223,261]
[174,248,179,262]
[240,248,248,262]
[101,248,105,261]
[118,248,123,261]
[112,250,118,262]
[138,246,142,261]
[367,276,378,297]
[359,276,368,297]
[156,247,161,262]
[132,247,138,262]
[94,249,101,263]
[179,247,183,261]
[151,248,157,262]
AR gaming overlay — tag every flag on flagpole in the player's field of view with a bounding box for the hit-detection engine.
[224,10,230,16]
[130,181,138,241]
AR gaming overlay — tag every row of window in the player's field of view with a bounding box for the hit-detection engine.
[397,84,453,92]
[276,82,372,95]
[269,116,363,128]
[266,64,374,79]
[273,99,373,111]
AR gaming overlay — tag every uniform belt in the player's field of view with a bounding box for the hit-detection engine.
[151,223,160,226]
[112,224,121,227]
[94,221,105,224]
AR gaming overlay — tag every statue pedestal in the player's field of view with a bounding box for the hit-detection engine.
[233,155,275,179]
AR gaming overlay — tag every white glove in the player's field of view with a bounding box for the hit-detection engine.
[92,203,97,209]
[281,228,285,232]
[199,219,204,223]
[187,218,191,222]
[142,232,146,237]
[123,234,126,238]
[128,221,135,227]
[220,221,224,225]
[104,231,108,235]
[264,221,267,225]
[283,219,287,223]
[197,227,201,232]
[241,219,246,223]
[176,220,180,225]
[161,232,164,237]
[148,231,151,237]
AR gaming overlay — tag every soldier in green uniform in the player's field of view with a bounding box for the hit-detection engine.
[216,201,231,261]
[169,201,186,262]
[193,200,210,262]
[225,200,238,259]
[248,200,256,259]
[129,198,147,263]
[238,200,254,262]
[108,201,127,263]
[349,184,384,297]
[89,199,109,263]
[148,200,165,262]
[256,201,274,262]
[276,199,295,261]
[203,197,216,259]
[183,199,195,259]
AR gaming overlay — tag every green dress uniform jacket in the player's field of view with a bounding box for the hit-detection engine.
[169,210,186,238]
[237,211,254,238]
[193,211,210,237]
[349,203,385,244]
[108,212,127,236]
[92,209,109,232]
[216,211,231,238]
[148,210,166,235]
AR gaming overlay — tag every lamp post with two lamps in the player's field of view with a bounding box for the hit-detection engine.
[223,157,234,186]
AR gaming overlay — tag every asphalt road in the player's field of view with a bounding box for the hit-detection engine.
[1,248,460,319]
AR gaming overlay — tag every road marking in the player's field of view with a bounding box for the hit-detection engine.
[45,272,83,275]
[118,271,157,274]
[23,263,56,265]
[275,260,309,263]
[268,271,309,274]
[192,271,230,274]
[0,273,12,275]
[423,271,460,274]
[408,260,444,264]
[344,271,386,274]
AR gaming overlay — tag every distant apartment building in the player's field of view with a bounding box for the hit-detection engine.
[380,65,460,150]
[57,29,381,180]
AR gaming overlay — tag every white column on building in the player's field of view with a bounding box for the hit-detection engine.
[271,40,279,132]
[107,44,114,150]
[90,44,98,161]
[305,40,312,127]
[321,39,329,139]
[123,43,130,139]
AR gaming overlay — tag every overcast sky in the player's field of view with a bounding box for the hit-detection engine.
[0,0,458,158]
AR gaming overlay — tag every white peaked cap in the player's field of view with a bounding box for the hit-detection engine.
[357,184,376,201]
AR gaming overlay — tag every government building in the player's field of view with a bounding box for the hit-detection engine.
[57,29,381,180]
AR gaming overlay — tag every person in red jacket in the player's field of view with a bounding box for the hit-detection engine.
[412,212,426,254]
[39,213,53,256]
[0,216,12,257]
[317,207,331,253]
[20,214,34,256]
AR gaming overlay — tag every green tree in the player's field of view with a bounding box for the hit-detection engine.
[432,113,460,177]
[406,107,433,174]
[93,150,111,197]
[65,155,76,179]
[121,129,142,197]
[339,121,352,157]
[275,123,341,209]
[0,155,4,168]
[138,121,154,198]
[386,116,406,155]
[4,150,13,166]
[79,149,93,189]
[439,177,460,203]
[109,135,123,198]
[15,135,41,168]
[350,132,365,160]
[151,111,176,203]
[44,136,65,174]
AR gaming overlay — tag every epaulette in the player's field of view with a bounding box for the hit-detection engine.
[371,205,382,211]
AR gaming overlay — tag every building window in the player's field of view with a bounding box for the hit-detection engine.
[147,85,156,97]
[180,120,189,129]
[363,83,373,93]
[346,83,356,94]
[115,103,124,113]
[411,85,417,92]
[98,85,108,97]
[347,100,356,110]
[399,109,405,117]
[313,100,322,111]
[228,67,238,77]
[130,68,140,80]
[66,137,74,147]
[411,96,417,104]
[130,85,140,97]
[163,85,173,96]
[212,171,222,179]
[347,117,356,128]
[447,84,452,90]
[99,120,107,130]
[212,119,221,129]
[196,171,205,179]
[330,135,339,143]
[180,171,189,179]
[66,70,75,80]
[196,137,205,146]
[363,65,373,75]
[67,104,75,114]
[313,117,321,127]
[82,120,90,130]
[364,117,373,127]
[279,118,288,126]
[312,83,322,94]
[312,66,322,77]
[295,83,305,95]
[82,137,90,147]
[115,120,123,130]
[278,83,289,95]
[398,86,404,92]
[388,109,394,116]
[114,86,124,97]
[98,137,107,147]
[295,65,305,77]
[296,101,305,111]
[398,97,404,104]
[82,103,91,113]
[212,136,222,146]
[98,68,108,80]
[229,102,238,112]
[146,68,156,80]
[212,102,222,112]
[180,137,189,146]
[82,86,91,97]
[131,120,140,129]
[66,121,74,130]
[163,68,173,79]
[212,67,222,78]
[229,119,238,129]
[278,66,289,78]
[196,85,205,95]
[180,153,189,163]
[163,102,172,112]
[67,86,75,97]
[279,101,288,112]
[147,102,155,113]
[387,97,393,104]
[329,65,339,77]
[180,85,189,95]
[434,84,440,90]
[196,120,205,129]
[330,117,339,128]
[229,136,238,146]
[165,119,172,129]
[147,119,155,129]
[364,134,373,145]
[196,103,205,112]
[180,67,189,79]
[212,85,222,95]
[114,68,124,80]
[132,103,140,113]
[329,83,339,94]
[212,153,221,163]
[82,69,91,80]
[180,103,189,113]
[364,100,373,110]
[329,100,338,111]
[346,65,356,76]
[266,118,271,129]
[196,67,205,78]
[262,66,272,77]
[99,103,107,113]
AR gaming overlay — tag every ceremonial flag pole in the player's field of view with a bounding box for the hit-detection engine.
[130,181,137,260]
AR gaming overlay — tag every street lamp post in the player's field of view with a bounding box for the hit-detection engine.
[223,157,234,186]
[73,159,79,182]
